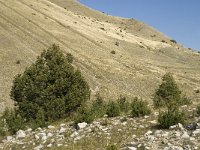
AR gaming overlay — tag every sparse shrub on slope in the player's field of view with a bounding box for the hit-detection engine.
[10,44,90,124]
[75,106,95,124]
[117,95,130,114]
[158,111,185,129]
[131,97,151,117]
[91,94,107,118]
[107,101,120,117]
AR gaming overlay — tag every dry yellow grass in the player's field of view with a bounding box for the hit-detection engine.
[0,0,200,112]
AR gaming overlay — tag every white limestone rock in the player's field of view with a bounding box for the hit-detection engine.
[16,130,26,139]
[77,122,87,130]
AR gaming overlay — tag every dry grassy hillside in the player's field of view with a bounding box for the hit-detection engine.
[0,0,200,112]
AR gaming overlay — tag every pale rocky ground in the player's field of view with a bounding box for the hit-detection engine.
[1,105,200,150]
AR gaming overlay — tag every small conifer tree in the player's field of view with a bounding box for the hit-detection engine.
[11,44,90,123]
[153,73,188,128]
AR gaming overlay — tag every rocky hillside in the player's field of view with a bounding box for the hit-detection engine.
[0,0,200,112]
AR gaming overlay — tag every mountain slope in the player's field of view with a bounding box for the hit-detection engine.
[0,0,200,112]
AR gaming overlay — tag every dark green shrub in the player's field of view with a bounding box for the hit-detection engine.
[75,107,95,124]
[10,44,90,123]
[107,101,120,117]
[117,95,130,113]
[131,97,151,117]
[158,111,184,129]
[106,144,119,150]
[91,94,107,118]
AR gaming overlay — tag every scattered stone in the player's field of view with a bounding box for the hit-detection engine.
[178,123,185,131]
[74,136,82,141]
[35,134,40,140]
[77,122,87,130]
[48,125,55,129]
[6,136,12,141]
[26,128,32,132]
[41,134,47,141]
[59,127,67,133]
[34,144,43,150]
[60,123,66,127]
[127,147,137,150]
[147,135,155,143]
[37,128,42,131]
[139,125,144,128]
[47,133,53,137]
[47,143,52,148]
[145,130,153,136]
[149,120,157,124]
[16,130,26,139]
[169,125,177,129]
[181,131,190,139]
[70,131,78,138]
